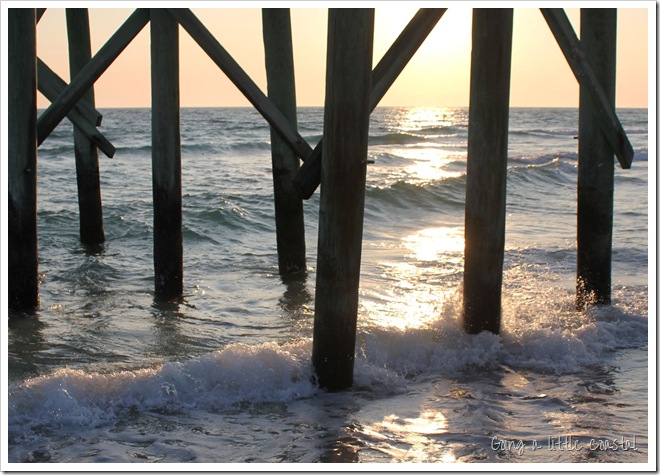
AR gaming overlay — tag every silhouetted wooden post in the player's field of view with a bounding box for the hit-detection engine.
[312,9,374,391]
[151,9,183,299]
[463,9,513,335]
[262,9,306,277]
[577,9,617,309]
[8,8,39,312]
[67,8,105,245]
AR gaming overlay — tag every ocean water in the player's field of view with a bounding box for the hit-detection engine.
[4,106,651,466]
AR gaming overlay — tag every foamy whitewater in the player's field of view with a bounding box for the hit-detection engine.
[5,107,651,466]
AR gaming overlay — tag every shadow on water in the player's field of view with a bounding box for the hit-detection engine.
[7,312,47,382]
[149,297,196,359]
[278,271,313,318]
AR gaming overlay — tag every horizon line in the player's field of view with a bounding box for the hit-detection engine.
[38,105,649,110]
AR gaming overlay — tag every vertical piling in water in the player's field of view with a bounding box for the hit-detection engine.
[463,9,513,335]
[150,9,183,299]
[262,8,306,277]
[66,8,105,245]
[312,9,374,391]
[8,8,39,313]
[577,9,617,309]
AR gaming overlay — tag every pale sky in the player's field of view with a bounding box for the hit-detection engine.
[30,3,652,109]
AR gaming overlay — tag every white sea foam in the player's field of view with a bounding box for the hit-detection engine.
[9,281,646,447]
[8,340,319,442]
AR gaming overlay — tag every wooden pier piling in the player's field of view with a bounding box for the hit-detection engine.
[577,9,617,309]
[463,9,513,335]
[150,9,183,299]
[262,9,306,277]
[8,8,39,312]
[66,9,105,245]
[312,9,374,391]
[8,7,639,379]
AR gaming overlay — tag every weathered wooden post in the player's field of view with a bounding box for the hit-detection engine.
[312,9,374,391]
[262,8,306,277]
[463,9,513,335]
[66,8,105,245]
[576,9,617,309]
[8,8,39,312]
[150,9,183,299]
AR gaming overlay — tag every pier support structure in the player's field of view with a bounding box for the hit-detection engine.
[262,8,306,278]
[66,8,105,245]
[8,8,637,375]
[312,8,374,391]
[8,8,39,312]
[577,9,617,309]
[150,9,183,299]
[463,9,513,335]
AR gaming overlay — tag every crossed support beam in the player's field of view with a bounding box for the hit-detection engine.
[38,8,632,177]
[151,8,449,299]
[37,9,151,146]
[37,59,115,158]
[36,9,114,159]
[31,7,637,205]
[36,8,448,173]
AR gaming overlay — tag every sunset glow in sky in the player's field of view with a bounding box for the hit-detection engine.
[29,4,652,109]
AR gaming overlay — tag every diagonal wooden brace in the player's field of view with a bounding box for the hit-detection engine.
[541,8,633,169]
[38,58,116,158]
[293,8,447,199]
[37,8,150,146]
[168,8,313,162]
[38,58,103,126]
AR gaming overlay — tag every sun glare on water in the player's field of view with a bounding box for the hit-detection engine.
[403,227,464,262]
[356,409,454,462]
[363,227,464,331]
